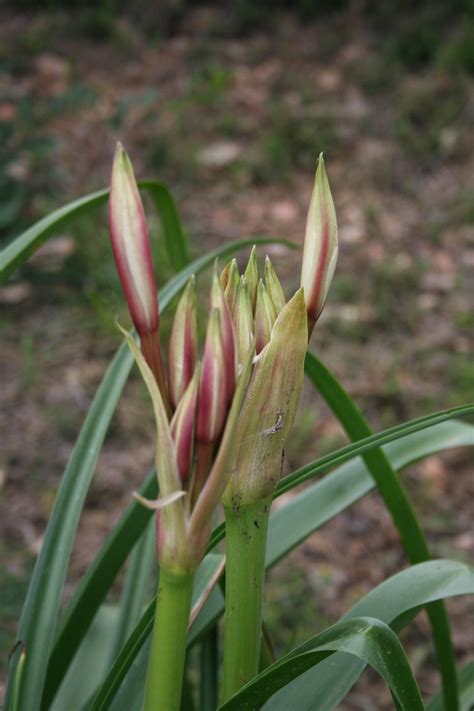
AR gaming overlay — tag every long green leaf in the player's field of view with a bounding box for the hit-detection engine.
[220,560,474,710]
[221,617,424,711]
[7,344,133,711]
[91,419,474,708]
[7,238,287,711]
[42,471,156,711]
[0,180,187,282]
[51,606,118,711]
[139,180,187,270]
[428,660,474,711]
[110,518,156,660]
[266,419,474,567]
[305,351,460,710]
[276,402,474,496]
[199,626,219,711]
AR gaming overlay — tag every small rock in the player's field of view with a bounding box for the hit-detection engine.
[197,141,242,167]
[30,235,76,271]
[0,283,33,304]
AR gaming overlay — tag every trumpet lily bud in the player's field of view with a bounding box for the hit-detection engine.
[170,366,199,484]
[168,276,198,411]
[211,266,236,403]
[234,276,254,365]
[109,142,158,337]
[221,258,240,316]
[222,289,307,507]
[109,143,169,408]
[243,245,258,312]
[255,279,277,354]
[197,309,228,445]
[301,153,338,336]
[264,255,286,314]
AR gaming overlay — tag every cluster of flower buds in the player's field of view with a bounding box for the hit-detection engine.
[108,144,337,574]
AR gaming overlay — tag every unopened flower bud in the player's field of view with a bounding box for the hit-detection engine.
[264,255,286,314]
[301,153,338,336]
[197,309,228,445]
[243,246,258,312]
[168,276,197,411]
[220,259,232,291]
[255,279,277,353]
[234,276,254,365]
[109,142,158,337]
[170,366,199,484]
[221,258,240,316]
[211,266,236,403]
[109,143,168,408]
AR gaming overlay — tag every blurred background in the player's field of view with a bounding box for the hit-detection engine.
[1,1,473,707]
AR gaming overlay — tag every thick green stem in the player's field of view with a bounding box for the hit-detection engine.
[143,569,194,711]
[222,497,271,702]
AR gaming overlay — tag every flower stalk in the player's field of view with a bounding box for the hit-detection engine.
[143,569,194,711]
[222,496,271,702]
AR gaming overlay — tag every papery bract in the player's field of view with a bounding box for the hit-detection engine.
[222,289,307,506]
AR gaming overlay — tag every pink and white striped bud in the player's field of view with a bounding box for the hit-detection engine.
[264,255,286,314]
[243,245,258,312]
[168,276,197,411]
[221,258,240,317]
[170,366,199,484]
[109,143,169,410]
[197,309,228,445]
[109,142,158,338]
[211,266,236,404]
[234,275,254,365]
[301,154,338,336]
[255,279,277,354]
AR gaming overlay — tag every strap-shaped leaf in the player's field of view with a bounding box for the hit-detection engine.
[110,518,156,660]
[0,180,187,282]
[7,238,289,711]
[139,180,188,270]
[266,419,474,567]
[220,617,424,711]
[304,352,459,710]
[276,402,474,496]
[89,419,474,709]
[219,560,474,710]
[427,660,474,711]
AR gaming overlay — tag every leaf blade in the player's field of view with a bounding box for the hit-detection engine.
[304,352,461,710]
[220,617,424,711]
[220,560,474,711]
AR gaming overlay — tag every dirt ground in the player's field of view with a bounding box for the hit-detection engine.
[1,4,473,708]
